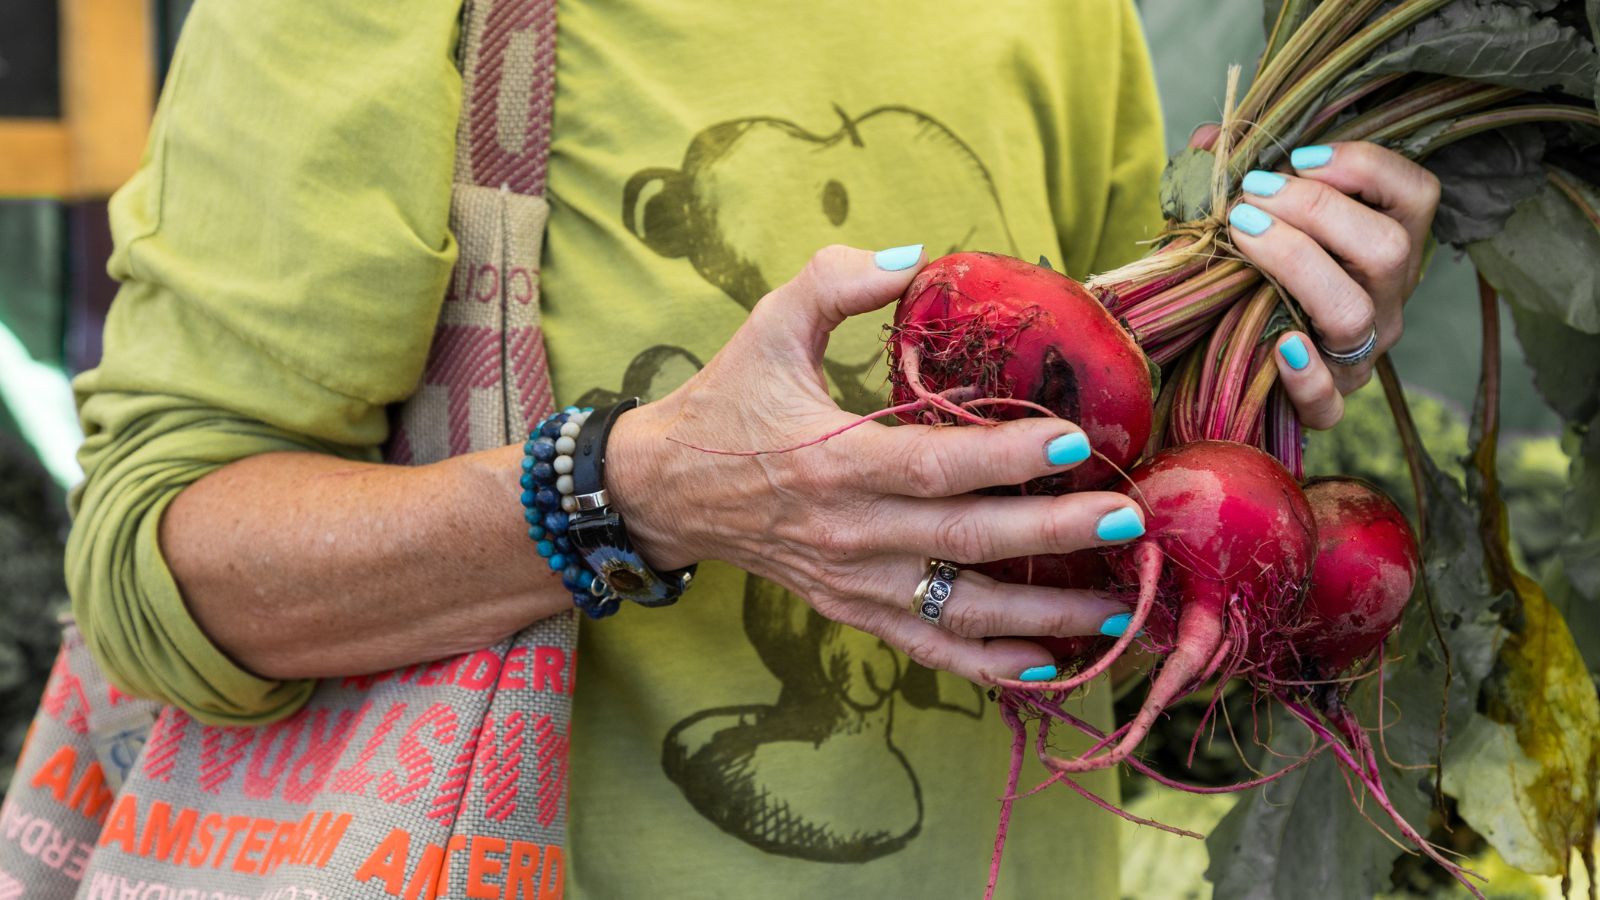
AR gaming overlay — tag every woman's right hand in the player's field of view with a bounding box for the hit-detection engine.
[607,244,1148,685]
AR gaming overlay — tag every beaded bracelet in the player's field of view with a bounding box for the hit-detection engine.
[521,407,621,619]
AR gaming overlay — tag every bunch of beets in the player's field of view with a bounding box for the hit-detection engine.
[886,253,1442,896]
[868,0,1600,893]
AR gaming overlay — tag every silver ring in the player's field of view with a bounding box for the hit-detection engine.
[1317,325,1378,367]
[913,559,961,626]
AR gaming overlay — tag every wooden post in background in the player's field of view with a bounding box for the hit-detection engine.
[0,0,155,198]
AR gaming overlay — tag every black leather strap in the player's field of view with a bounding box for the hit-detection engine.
[568,399,694,607]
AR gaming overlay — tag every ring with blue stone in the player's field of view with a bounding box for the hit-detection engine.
[912,558,961,627]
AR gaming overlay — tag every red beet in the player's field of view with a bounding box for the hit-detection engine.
[889,252,1153,490]
[1291,478,1419,678]
[1038,440,1317,771]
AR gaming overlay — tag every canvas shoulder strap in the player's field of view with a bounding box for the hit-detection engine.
[386,0,579,858]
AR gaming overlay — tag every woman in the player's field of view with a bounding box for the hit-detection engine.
[66,0,1438,895]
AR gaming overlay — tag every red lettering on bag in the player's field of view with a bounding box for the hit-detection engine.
[186,813,220,867]
[404,841,446,900]
[198,727,254,794]
[260,817,303,875]
[416,659,452,687]
[475,264,499,303]
[532,716,568,828]
[210,815,251,868]
[508,267,534,305]
[98,795,138,853]
[506,840,541,900]
[465,836,506,898]
[476,712,524,822]
[429,708,486,828]
[245,714,307,799]
[330,702,407,796]
[497,647,527,691]
[285,705,369,804]
[531,648,566,694]
[40,650,89,734]
[301,812,352,868]
[379,704,456,806]
[28,744,76,803]
[354,827,411,895]
[232,816,277,873]
[141,710,187,783]
[137,801,197,863]
[459,650,502,690]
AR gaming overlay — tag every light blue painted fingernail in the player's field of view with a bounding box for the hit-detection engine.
[874,244,924,271]
[1019,664,1059,682]
[1229,203,1273,237]
[1242,170,1287,197]
[1100,613,1144,638]
[1046,432,1091,466]
[1096,507,1145,542]
[1291,144,1334,169]
[1279,334,1311,371]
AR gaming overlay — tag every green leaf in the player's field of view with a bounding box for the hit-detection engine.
[1559,421,1600,606]
[1423,126,1547,246]
[1442,337,1600,881]
[1508,301,1600,423]
[1341,0,1599,100]
[1468,168,1600,334]
[1160,147,1219,222]
[1207,451,1506,899]
[1441,579,1600,878]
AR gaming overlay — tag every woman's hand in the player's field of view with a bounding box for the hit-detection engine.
[1225,141,1441,428]
[607,245,1145,685]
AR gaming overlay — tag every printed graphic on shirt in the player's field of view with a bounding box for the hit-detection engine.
[577,350,986,862]
[597,109,1008,862]
[622,105,1018,415]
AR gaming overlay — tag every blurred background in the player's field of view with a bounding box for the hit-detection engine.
[0,0,1574,895]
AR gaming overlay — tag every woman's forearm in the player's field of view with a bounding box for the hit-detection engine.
[160,446,571,680]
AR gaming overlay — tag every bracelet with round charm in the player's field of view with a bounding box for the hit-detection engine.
[567,399,696,608]
[521,406,622,619]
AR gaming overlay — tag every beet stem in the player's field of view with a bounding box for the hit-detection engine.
[993,541,1164,693]
[1280,698,1487,900]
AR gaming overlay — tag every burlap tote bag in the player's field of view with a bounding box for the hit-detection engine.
[0,0,578,896]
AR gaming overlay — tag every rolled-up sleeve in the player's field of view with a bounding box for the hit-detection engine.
[65,0,464,724]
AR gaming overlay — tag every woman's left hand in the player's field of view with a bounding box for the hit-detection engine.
[1222,140,1441,429]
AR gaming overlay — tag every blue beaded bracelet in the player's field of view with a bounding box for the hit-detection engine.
[522,407,620,619]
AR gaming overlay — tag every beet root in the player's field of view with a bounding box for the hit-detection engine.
[1041,440,1317,773]
[889,252,1153,490]
[1287,477,1420,680]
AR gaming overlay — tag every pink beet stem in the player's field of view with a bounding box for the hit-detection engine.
[899,340,998,426]
[1055,772,1204,839]
[993,541,1164,692]
[1028,717,1201,838]
[1028,694,1328,794]
[988,698,1030,900]
[1279,698,1487,900]
[1044,602,1228,774]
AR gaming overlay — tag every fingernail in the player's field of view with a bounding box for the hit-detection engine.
[1099,613,1143,638]
[1279,334,1311,371]
[1290,145,1334,169]
[1019,664,1058,682]
[1229,203,1273,237]
[1095,507,1144,542]
[1241,170,1287,197]
[1046,432,1091,466]
[874,244,924,271]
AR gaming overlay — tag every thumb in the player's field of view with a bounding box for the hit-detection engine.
[760,243,927,338]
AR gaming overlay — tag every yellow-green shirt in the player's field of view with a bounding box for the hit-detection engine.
[68,0,1166,895]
